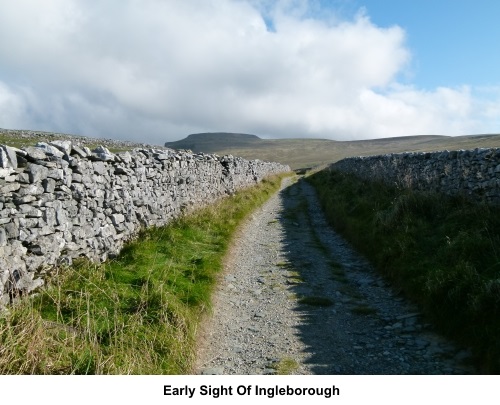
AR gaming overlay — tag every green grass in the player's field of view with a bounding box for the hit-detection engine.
[308,169,500,372]
[0,174,289,374]
[273,357,299,375]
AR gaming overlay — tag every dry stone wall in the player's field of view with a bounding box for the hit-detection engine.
[0,141,289,305]
[331,148,500,205]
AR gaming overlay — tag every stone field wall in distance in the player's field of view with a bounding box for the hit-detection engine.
[331,148,500,205]
[0,141,290,305]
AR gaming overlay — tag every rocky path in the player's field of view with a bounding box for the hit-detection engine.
[195,177,476,375]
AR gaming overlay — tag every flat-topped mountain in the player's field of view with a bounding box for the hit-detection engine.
[165,132,261,153]
[165,132,500,169]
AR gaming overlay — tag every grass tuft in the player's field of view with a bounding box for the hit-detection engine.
[271,357,299,375]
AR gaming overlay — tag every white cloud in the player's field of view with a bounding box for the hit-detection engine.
[0,0,498,143]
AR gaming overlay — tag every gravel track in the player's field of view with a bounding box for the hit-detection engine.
[195,177,476,375]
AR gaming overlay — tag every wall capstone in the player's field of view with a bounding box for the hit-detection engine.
[0,142,290,305]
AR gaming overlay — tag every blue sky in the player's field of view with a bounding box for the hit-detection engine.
[348,0,500,89]
[0,0,499,143]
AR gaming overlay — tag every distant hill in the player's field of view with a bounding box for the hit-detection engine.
[165,132,500,170]
[165,132,261,153]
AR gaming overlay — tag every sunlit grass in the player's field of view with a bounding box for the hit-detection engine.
[0,174,290,374]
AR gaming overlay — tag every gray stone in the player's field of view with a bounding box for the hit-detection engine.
[0,145,18,169]
[0,228,7,247]
[29,233,65,256]
[92,161,108,175]
[47,168,64,180]
[15,273,44,293]
[91,146,115,161]
[18,204,43,218]
[43,178,56,193]
[4,221,19,238]
[35,142,65,158]
[1,182,20,193]
[111,213,125,225]
[116,151,132,163]
[17,183,45,197]
[0,167,14,177]
[71,145,89,158]
[23,146,47,160]
[35,142,64,159]
[28,163,49,183]
[49,140,72,155]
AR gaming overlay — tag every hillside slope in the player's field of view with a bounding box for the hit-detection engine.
[166,132,500,169]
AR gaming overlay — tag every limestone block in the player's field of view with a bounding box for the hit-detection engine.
[0,145,18,169]
[43,178,56,193]
[116,151,132,164]
[0,228,7,247]
[91,146,115,162]
[17,183,45,197]
[49,140,72,155]
[35,142,65,158]
[47,168,64,180]
[71,145,89,158]
[1,182,20,193]
[29,233,66,256]
[23,146,47,161]
[4,222,19,238]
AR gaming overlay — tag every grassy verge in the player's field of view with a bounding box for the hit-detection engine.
[0,174,289,374]
[307,169,500,372]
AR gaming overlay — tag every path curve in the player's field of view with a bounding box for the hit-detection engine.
[195,177,475,374]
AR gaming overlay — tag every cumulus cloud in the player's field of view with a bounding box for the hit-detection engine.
[0,0,498,143]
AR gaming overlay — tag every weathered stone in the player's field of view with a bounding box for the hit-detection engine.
[14,195,37,205]
[15,272,44,293]
[28,163,49,183]
[18,204,43,218]
[17,183,45,197]
[0,228,7,247]
[4,222,19,238]
[16,172,30,184]
[91,146,115,162]
[29,233,65,255]
[1,182,21,193]
[18,217,39,228]
[0,167,14,177]
[35,142,65,158]
[111,213,125,225]
[71,145,89,158]
[55,184,72,194]
[47,168,64,180]
[43,178,56,193]
[0,145,18,169]
[116,151,132,164]
[23,146,47,160]
[49,140,72,155]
